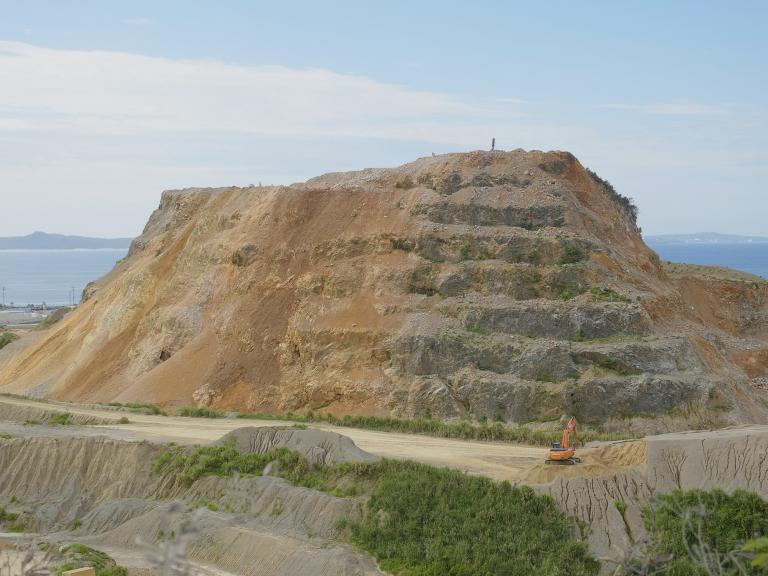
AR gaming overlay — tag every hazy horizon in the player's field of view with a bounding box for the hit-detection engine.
[1,1,766,238]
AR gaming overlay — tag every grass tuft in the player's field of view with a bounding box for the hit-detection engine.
[175,406,224,418]
[106,402,166,416]
[0,332,18,350]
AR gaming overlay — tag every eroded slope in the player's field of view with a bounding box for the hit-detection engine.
[1,150,766,425]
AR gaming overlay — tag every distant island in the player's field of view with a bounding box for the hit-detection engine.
[0,231,133,250]
[645,232,768,246]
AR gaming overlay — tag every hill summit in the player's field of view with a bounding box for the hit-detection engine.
[1,150,766,428]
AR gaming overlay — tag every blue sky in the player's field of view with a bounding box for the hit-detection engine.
[0,1,766,237]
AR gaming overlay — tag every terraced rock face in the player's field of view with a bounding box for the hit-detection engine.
[1,150,766,424]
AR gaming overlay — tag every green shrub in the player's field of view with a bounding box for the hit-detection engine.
[390,237,415,252]
[589,286,631,303]
[107,402,166,416]
[153,444,599,576]
[0,506,25,532]
[49,413,73,425]
[0,506,18,523]
[352,460,599,576]
[631,489,768,575]
[0,331,18,350]
[553,281,586,300]
[559,243,586,265]
[153,443,313,487]
[53,544,127,576]
[175,406,224,418]
[585,168,639,224]
[743,538,768,570]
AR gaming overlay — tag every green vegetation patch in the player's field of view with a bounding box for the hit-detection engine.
[624,488,768,575]
[744,538,768,571]
[353,460,599,576]
[53,543,127,576]
[175,406,224,418]
[154,444,599,576]
[559,243,586,265]
[585,168,639,224]
[0,331,18,350]
[106,402,166,416]
[49,412,74,425]
[235,411,639,446]
[0,506,26,532]
[588,286,631,303]
[154,443,316,487]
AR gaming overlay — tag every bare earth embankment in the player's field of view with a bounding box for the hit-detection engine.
[2,396,768,574]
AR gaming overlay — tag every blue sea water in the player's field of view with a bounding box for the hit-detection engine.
[647,243,768,280]
[0,249,128,307]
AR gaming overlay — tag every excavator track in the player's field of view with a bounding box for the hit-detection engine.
[545,457,581,465]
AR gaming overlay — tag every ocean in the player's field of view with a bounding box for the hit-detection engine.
[646,243,768,279]
[0,249,128,307]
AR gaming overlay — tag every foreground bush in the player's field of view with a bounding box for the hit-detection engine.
[53,543,127,576]
[353,460,599,576]
[621,488,768,575]
[154,443,317,487]
[154,444,599,575]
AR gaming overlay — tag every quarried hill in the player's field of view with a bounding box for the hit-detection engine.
[1,150,766,426]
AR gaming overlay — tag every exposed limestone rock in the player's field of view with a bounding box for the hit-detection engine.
[0,150,765,426]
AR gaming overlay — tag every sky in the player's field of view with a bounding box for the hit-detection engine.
[0,1,766,238]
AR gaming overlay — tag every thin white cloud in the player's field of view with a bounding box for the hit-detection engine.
[0,41,520,141]
[124,17,153,26]
[599,102,725,116]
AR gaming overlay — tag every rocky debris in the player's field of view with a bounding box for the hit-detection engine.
[216,427,379,466]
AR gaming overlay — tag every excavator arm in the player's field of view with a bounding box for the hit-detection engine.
[560,416,578,449]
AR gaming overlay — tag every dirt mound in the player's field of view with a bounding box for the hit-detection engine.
[0,150,766,426]
[216,426,378,466]
[520,440,646,484]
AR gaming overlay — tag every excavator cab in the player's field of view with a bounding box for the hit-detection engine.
[545,416,581,465]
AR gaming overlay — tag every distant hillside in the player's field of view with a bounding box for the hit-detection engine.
[0,231,133,250]
[646,232,768,246]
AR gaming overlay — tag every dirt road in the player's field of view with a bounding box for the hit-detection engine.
[0,395,557,481]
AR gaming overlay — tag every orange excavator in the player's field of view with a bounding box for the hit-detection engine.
[545,416,581,465]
